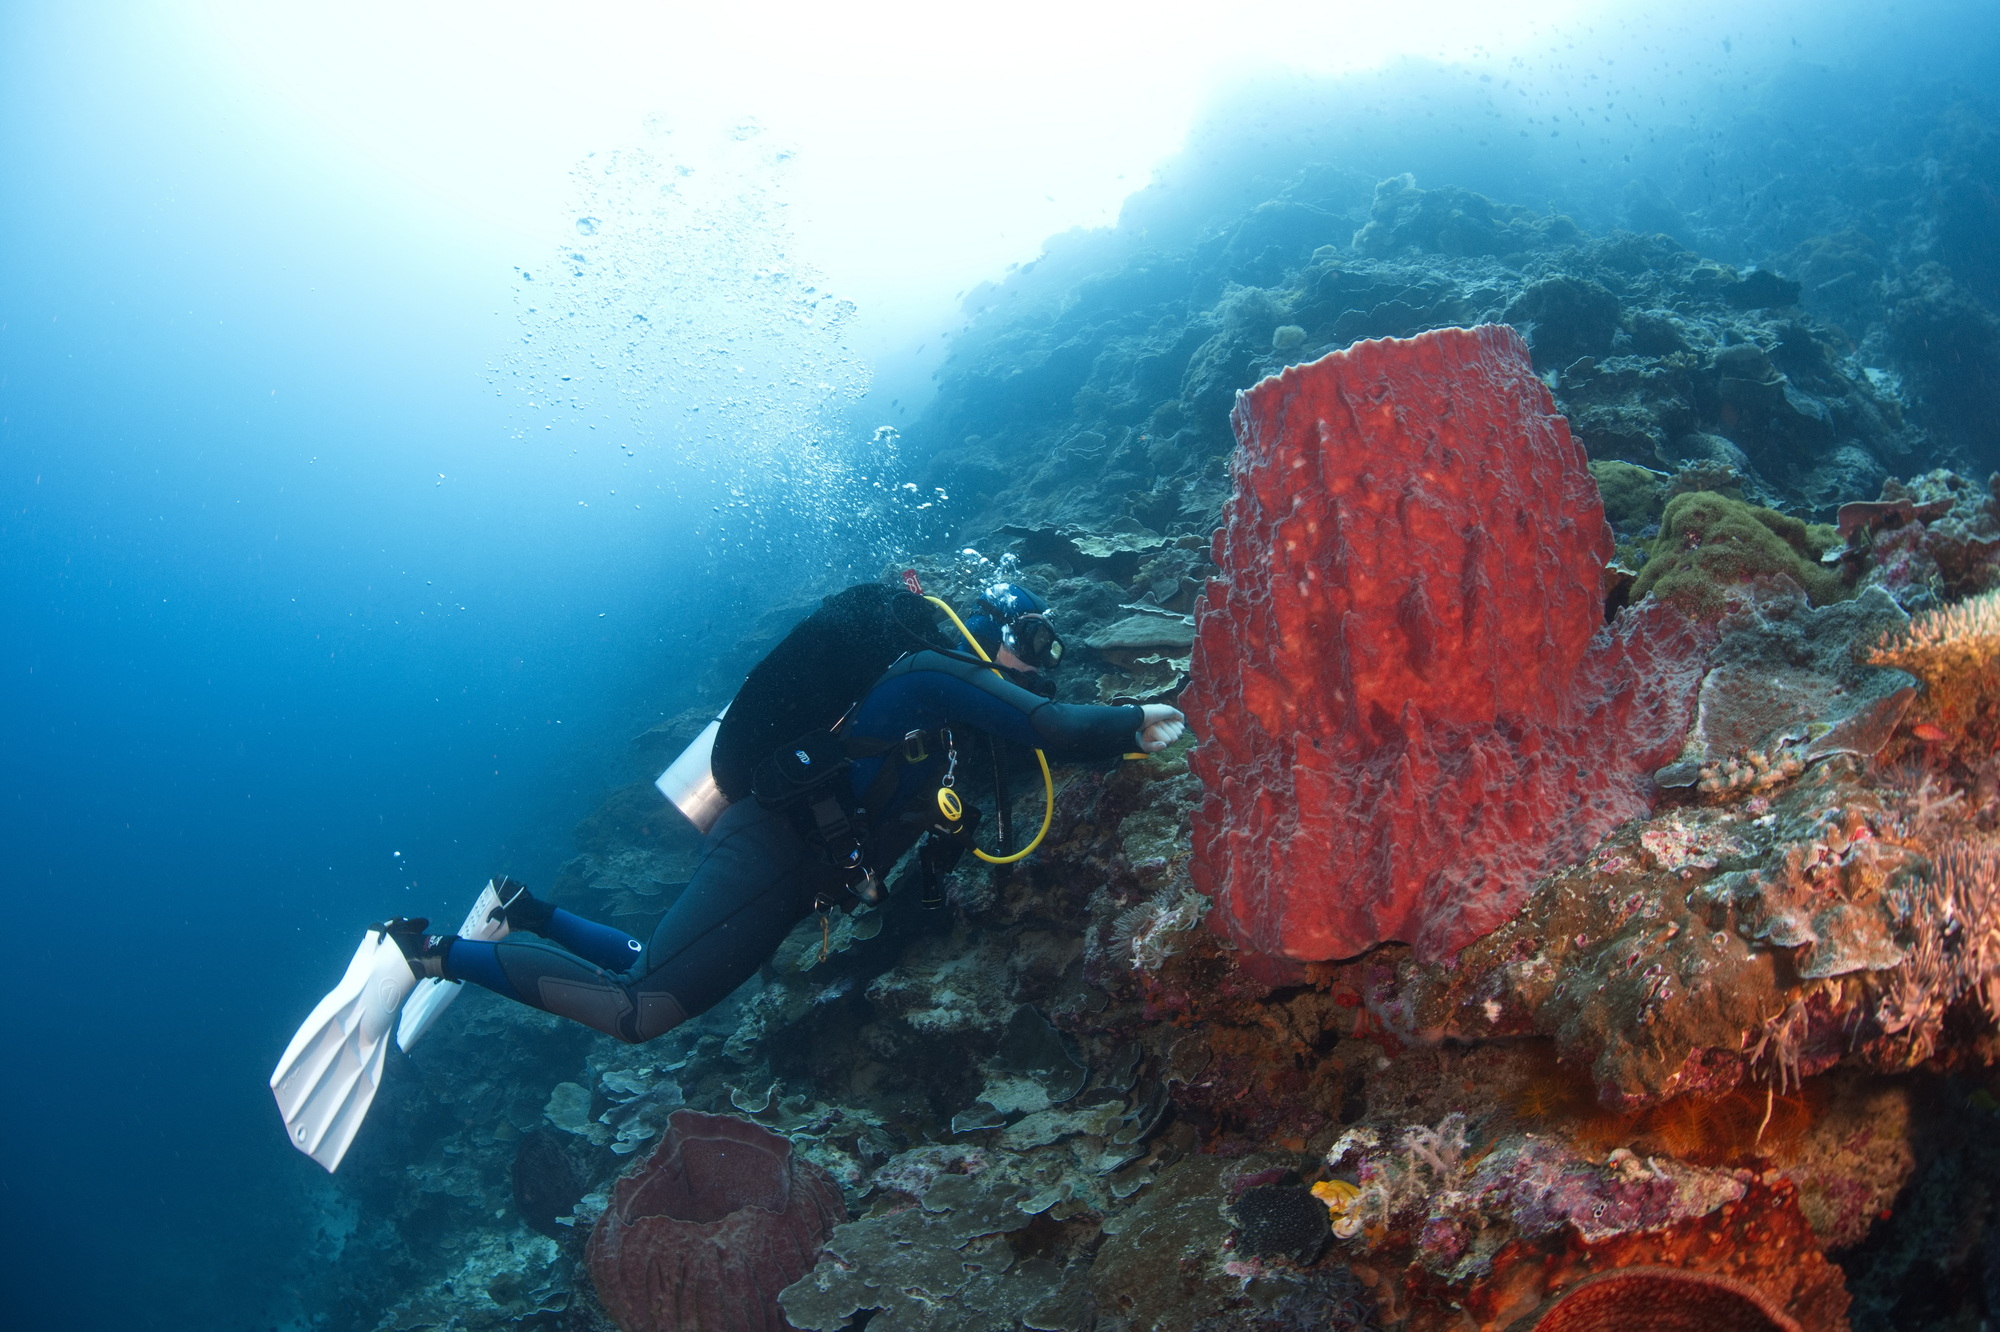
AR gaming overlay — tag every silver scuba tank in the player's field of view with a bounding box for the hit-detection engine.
[655,707,730,834]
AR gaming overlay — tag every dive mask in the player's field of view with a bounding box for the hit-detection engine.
[1001,613,1065,672]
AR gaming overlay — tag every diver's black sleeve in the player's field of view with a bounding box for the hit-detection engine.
[853,651,1143,761]
[1022,698,1147,759]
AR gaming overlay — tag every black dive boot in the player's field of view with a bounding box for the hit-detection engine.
[486,876,557,934]
[380,916,453,980]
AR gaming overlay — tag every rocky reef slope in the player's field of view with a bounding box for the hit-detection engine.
[286,76,2000,1332]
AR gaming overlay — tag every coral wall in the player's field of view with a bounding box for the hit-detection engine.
[1185,324,1706,961]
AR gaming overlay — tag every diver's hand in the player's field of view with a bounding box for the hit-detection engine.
[1136,704,1186,754]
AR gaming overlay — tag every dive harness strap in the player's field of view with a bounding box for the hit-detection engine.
[750,723,957,908]
[751,729,870,901]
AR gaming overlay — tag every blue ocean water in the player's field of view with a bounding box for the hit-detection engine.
[4,2,1998,1329]
[0,9,885,1328]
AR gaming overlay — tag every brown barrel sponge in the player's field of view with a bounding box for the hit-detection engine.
[588,1110,846,1332]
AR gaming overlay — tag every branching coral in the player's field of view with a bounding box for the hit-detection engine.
[1884,768,1967,838]
[1868,586,2000,754]
[1873,837,2000,1065]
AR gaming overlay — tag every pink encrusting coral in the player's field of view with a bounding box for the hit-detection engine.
[1184,324,1710,962]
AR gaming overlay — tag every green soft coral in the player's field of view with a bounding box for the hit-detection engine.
[1630,490,1848,619]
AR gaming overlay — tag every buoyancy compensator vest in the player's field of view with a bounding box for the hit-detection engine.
[711,585,951,894]
[711,582,949,801]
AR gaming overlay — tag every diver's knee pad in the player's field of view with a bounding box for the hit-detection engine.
[634,990,689,1041]
[532,977,635,1039]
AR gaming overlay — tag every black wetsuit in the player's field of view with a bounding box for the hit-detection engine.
[442,651,1142,1043]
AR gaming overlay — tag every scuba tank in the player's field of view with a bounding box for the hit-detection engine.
[654,708,730,835]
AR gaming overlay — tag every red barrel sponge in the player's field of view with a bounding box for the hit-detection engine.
[588,1110,845,1332]
[1184,324,1706,962]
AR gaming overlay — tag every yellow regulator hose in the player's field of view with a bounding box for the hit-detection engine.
[924,595,1056,864]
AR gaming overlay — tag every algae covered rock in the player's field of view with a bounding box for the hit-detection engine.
[1632,490,1848,619]
[1591,459,1671,535]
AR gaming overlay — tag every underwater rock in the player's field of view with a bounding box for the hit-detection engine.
[1090,1152,1376,1331]
[513,1127,603,1239]
[1505,275,1623,372]
[1885,265,2000,472]
[1629,492,1848,621]
[1184,323,1707,962]
[992,1004,1090,1105]
[588,1110,844,1332]
[1351,174,1580,259]
[373,1228,573,1332]
[1562,354,1702,465]
[1654,581,1910,778]
[779,1167,1067,1332]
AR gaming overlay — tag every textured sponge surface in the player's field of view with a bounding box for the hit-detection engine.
[1184,324,1708,961]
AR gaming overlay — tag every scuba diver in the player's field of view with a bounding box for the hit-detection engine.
[399,579,1183,1041]
[273,577,1187,1171]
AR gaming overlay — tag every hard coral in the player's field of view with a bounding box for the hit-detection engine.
[1185,323,1708,962]
[1867,587,2000,757]
[588,1110,844,1332]
[1629,491,1847,621]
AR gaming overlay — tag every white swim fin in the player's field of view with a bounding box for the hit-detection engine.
[270,927,418,1172]
[395,880,513,1053]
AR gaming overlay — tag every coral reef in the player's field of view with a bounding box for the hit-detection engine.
[1319,1118,1849,1330]
[279,88,2000,1332]
[1382,752,2000,1106]
[587,1110,844,1332]
[1844,470,2000,612]
[907,181,1926,551]
[1184,323,1707,962]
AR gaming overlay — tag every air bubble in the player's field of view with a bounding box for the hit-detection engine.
[575,217,600,236]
